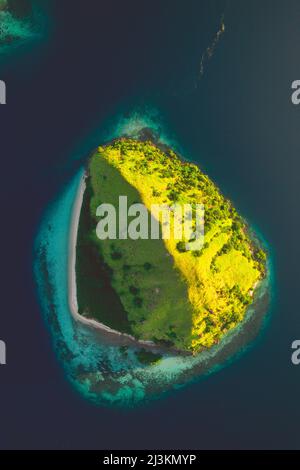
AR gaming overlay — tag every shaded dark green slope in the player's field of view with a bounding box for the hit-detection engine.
[76,175,133,334]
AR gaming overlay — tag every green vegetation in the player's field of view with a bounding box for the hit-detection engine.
[76,138,267,353]
[80,154,194,350]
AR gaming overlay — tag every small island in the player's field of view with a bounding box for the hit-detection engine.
[70,135,267,356]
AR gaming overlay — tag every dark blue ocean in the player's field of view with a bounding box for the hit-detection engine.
[0,0,299,449]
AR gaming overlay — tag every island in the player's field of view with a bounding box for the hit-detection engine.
[70,135,267,356]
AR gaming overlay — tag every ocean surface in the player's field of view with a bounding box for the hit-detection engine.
[0,0,299,449]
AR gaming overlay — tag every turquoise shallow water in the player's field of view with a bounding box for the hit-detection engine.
[33,114,272,408]
[0,1,48,57]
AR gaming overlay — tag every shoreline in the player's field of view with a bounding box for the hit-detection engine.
[68,172,164,352]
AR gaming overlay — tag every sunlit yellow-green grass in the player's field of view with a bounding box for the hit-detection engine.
[85,139,266,353]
